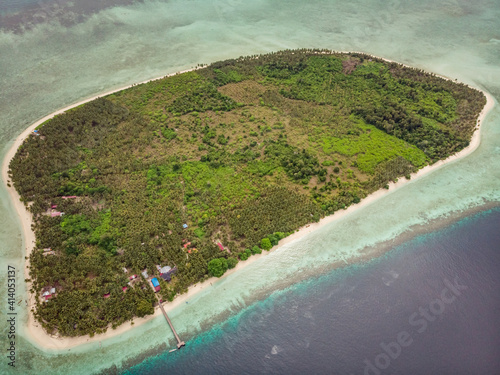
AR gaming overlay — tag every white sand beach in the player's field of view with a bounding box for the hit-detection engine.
[1,57,494,350]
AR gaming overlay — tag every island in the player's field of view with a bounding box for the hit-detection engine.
[7,49,486,338]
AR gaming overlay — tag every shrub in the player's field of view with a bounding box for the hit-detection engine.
[261,238,272,251]
[227,257,238,269]
[251,245,262,254]
[217,135,228,145]
[194,228,205,238]
[207,258,228,277]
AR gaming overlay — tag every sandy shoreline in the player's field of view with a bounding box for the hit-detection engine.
[1,55,495,351]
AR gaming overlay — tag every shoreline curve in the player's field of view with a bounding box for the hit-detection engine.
[1,53,495,351]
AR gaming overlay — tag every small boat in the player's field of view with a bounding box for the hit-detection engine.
[169,349,177,353]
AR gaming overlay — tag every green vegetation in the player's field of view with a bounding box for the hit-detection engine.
[322,120,428,173]
[227,257,238,269]
[260,238,272,251]
[207,258,228,277]
[9,49,485,337]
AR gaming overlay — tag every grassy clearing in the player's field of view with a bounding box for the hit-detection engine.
[322,119,429,173]
[10,50,484,337]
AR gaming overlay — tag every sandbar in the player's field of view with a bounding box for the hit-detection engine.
[1,54,494,350]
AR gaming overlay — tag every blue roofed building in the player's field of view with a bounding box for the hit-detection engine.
[151,277,160,292]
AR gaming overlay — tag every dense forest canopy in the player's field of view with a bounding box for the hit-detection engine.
[9,49,485,337]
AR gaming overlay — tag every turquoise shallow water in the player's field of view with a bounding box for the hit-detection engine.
[124,208,500,374]
[0,1,499,373]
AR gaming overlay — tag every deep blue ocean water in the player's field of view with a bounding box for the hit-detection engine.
[125,208,500,374]
[1,1,500,374]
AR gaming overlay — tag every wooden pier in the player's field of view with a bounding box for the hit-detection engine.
[158,301,185,349]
